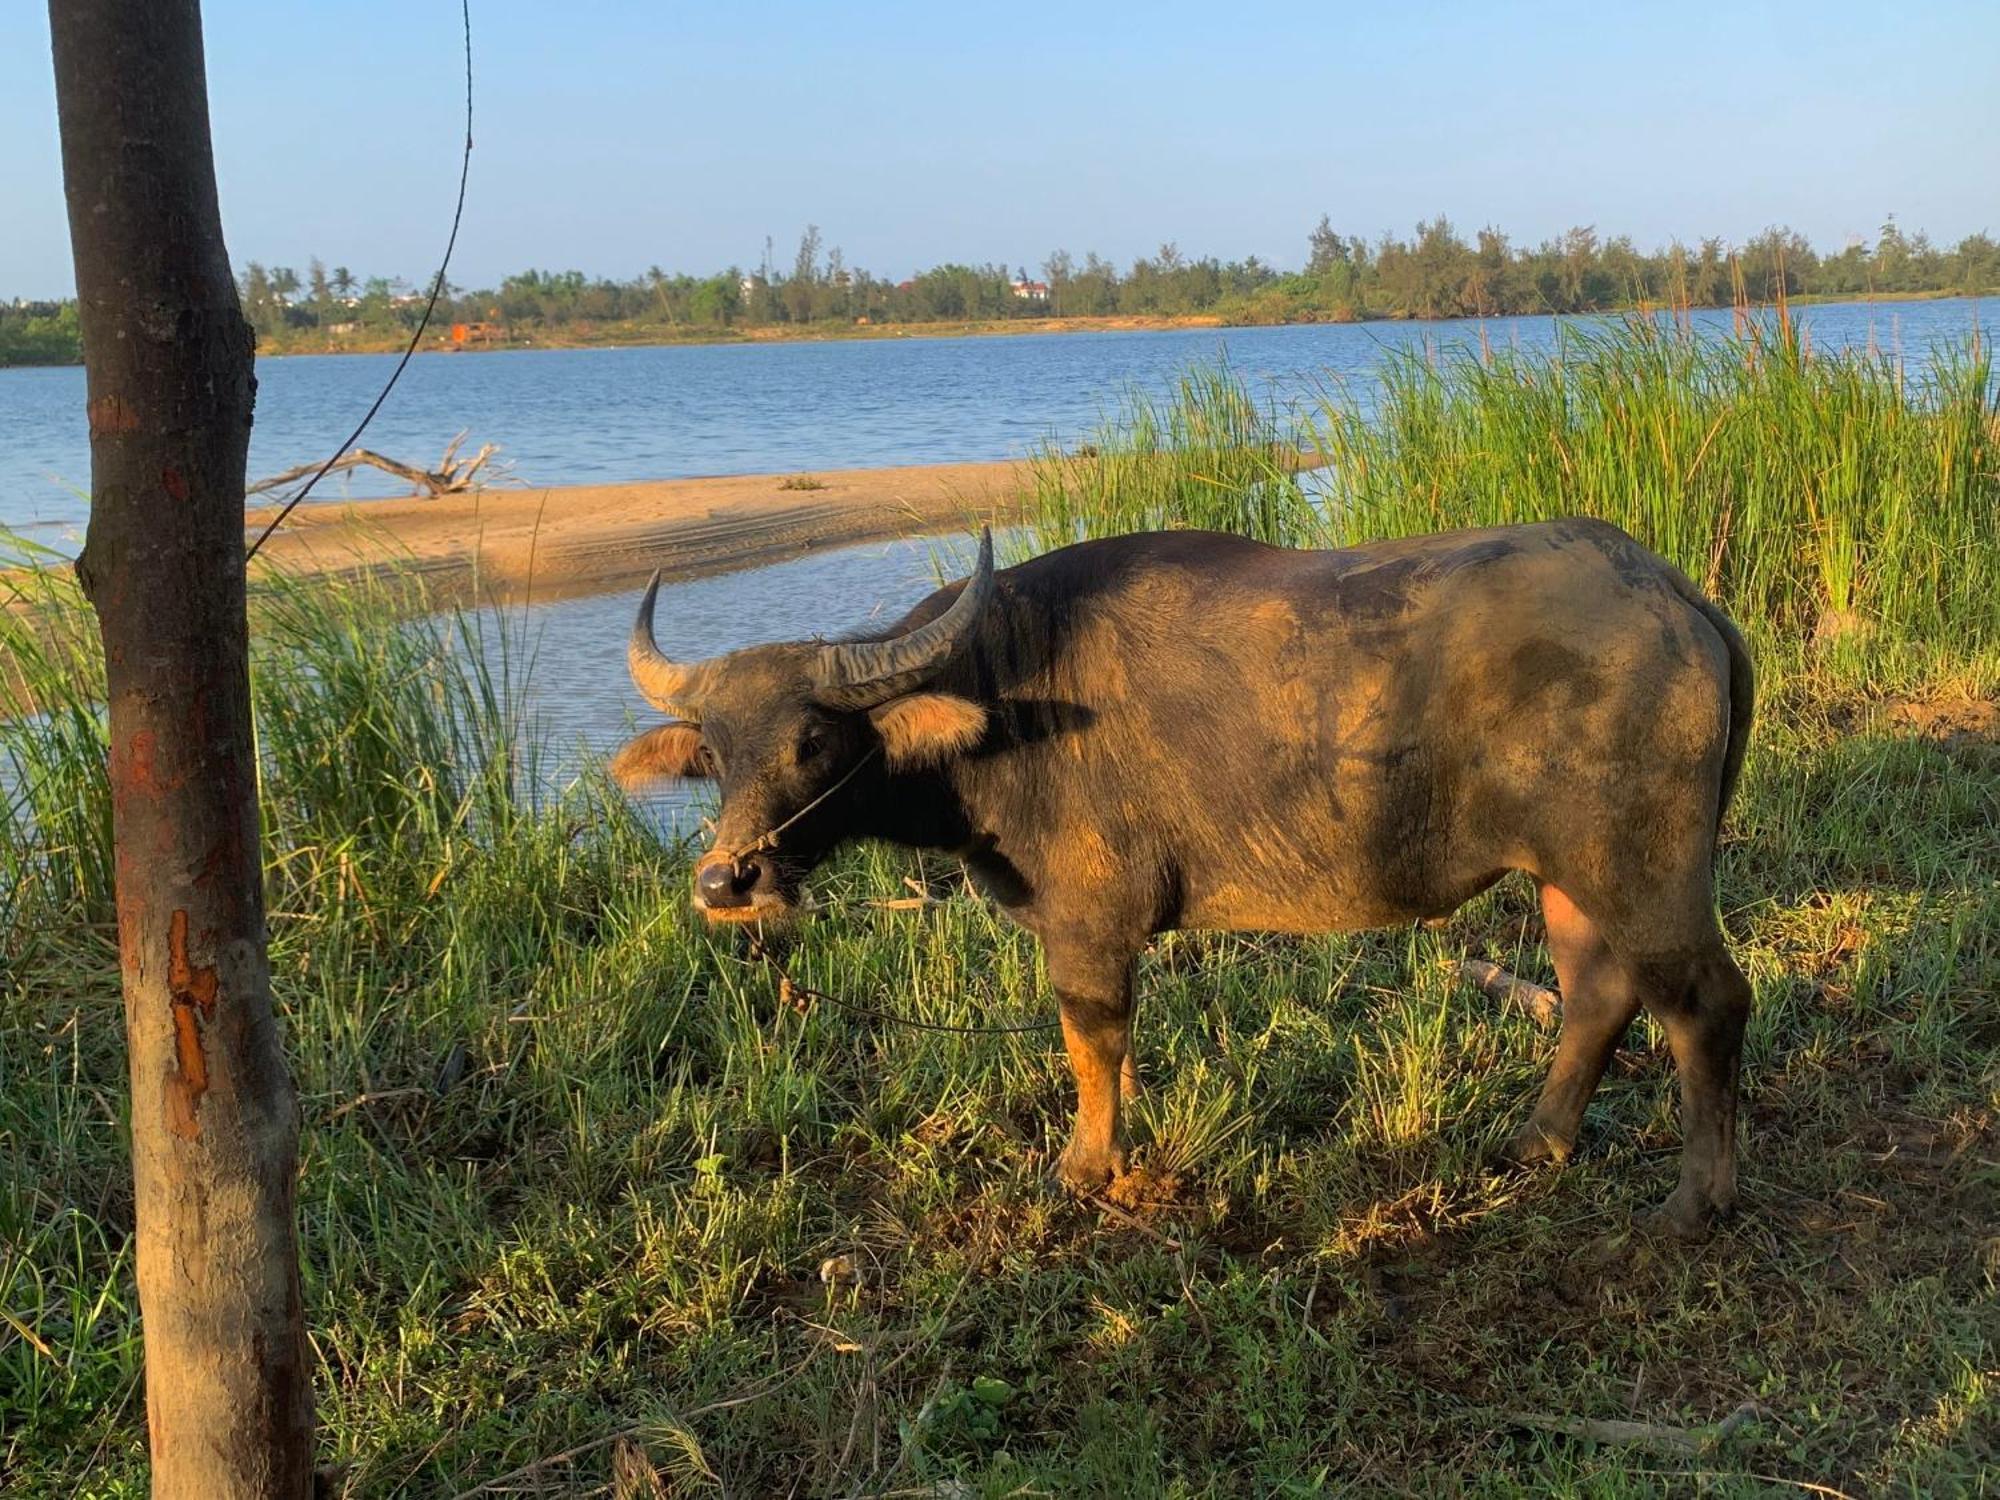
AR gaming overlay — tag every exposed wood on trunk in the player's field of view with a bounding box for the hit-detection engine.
[245,428,501,499]
[49,0,313,1493]
[1456,957,1563,1029]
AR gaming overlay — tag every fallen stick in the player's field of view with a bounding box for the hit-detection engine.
[1455,957,1562,1029]
[1089,1193,1184,1250]
[246,428,500,499]
[1503,1399,1765,1456]
[325,1086,430,1122]
[444,1353,822,1500]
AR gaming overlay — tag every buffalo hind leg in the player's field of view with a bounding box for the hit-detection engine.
[1047,942,1138,1192]
[1638,946,1752,1239]
[1502,883,1641,1167]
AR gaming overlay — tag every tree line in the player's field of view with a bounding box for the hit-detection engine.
[5,215,1995,364]
[0,299,81,365]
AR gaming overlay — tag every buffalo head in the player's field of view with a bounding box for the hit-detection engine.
[609,531,995,922]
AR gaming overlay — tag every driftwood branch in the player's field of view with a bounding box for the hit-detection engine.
[1455,958,1562,1029]
[246,428,501,499]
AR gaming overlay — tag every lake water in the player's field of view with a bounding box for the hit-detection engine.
[0,297,1984,550]
[3,298,1986,819]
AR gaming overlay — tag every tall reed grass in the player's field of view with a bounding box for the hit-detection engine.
[1030,320,1999,648]
[2,559,671,1470]
[1022,364,1325,553]
[1,559,544,941]
[1321,319,1998,643]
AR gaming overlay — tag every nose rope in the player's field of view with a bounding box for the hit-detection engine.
[713,747,883,865]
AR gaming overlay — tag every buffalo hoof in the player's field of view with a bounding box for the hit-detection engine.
[1057,1140,1129,1194]
[1644,1183,1736,1242]
[1496,1121,1574,1171]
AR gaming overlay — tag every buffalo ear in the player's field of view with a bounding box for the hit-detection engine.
[868,693,987,769]
[609,722,712,787]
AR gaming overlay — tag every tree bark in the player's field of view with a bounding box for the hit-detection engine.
[48,2,313,1494]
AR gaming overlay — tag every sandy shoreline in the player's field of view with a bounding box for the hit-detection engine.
[240,457,1038,604]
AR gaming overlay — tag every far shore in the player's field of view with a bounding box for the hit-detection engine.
[0,313,1242,371]
[2,287,1972,371]
[234,287,1988,363]
[249,311,1237,361]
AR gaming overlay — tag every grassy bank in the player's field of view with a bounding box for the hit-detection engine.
[0,312,1242,368]
[3,324,1996,1494]
[251,312,1234,362]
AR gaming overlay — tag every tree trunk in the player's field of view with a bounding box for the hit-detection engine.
[48,2,314,1494]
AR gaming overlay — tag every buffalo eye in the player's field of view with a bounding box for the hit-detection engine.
[795,729,824,764]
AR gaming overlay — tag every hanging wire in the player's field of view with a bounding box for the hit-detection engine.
[245,0,474,562]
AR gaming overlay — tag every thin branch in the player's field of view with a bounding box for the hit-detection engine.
[1455,957,1562,1029]
[444,1351,822,1500]
[1503,1399,1766,1456]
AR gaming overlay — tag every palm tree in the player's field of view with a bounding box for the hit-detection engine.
[330,265,356,302]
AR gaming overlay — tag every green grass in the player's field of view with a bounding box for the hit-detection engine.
[2,323,1997,1495]
[1024,365,1326,552]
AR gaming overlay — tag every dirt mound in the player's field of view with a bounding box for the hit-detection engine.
[1885,693,2000,747]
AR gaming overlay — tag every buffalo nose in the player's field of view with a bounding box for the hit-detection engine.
[696,856,762,908]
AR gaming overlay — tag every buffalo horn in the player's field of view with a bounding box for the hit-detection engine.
[626,571,719,717]
[813,529,995,708]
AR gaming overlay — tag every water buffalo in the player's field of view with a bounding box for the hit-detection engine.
[611,520,1755,1238]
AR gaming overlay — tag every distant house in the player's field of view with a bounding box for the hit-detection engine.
[1011,278,1051,302]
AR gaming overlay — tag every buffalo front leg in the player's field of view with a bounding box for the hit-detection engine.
[1047,943,1138,1193]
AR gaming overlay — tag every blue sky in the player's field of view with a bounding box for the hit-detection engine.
[4,1,1995,298]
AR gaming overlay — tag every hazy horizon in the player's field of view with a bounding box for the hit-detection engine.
[4,0,1996,300]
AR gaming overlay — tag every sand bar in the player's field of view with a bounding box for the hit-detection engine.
[240,457,1037,604]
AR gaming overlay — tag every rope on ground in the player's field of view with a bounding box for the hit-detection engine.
[749,935,1062,1036]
